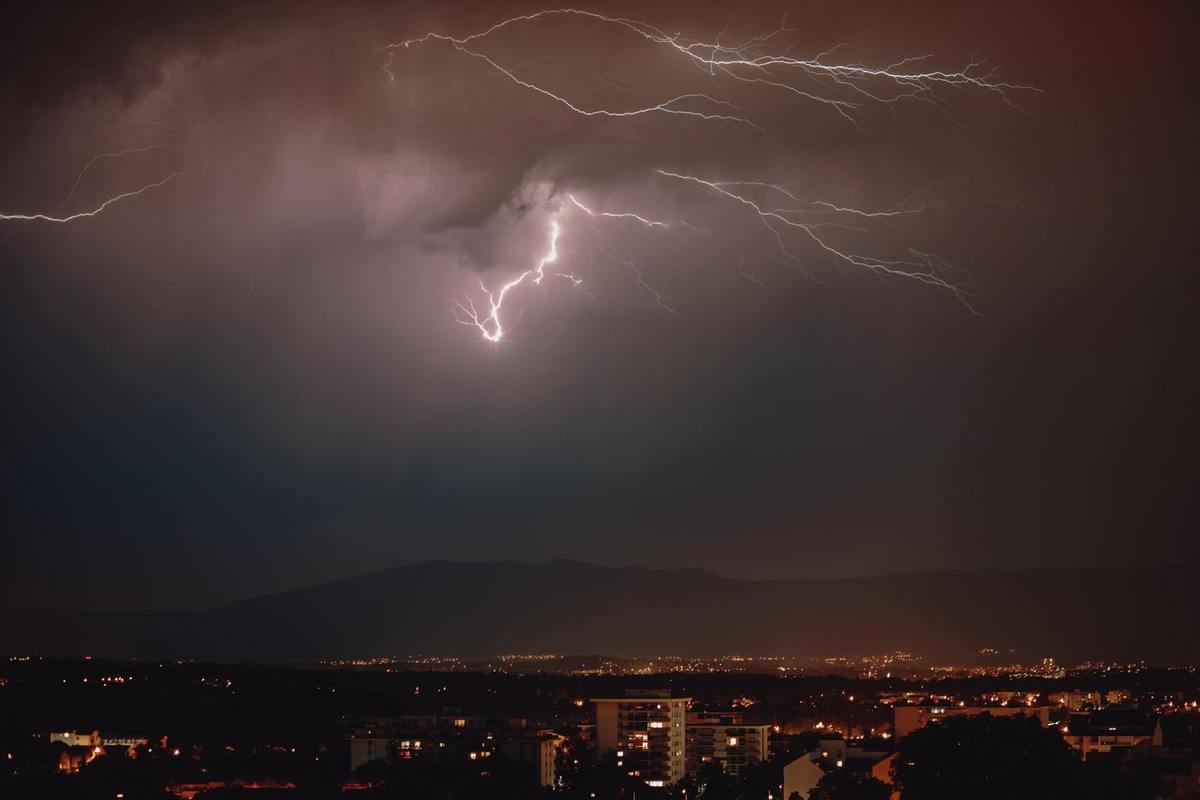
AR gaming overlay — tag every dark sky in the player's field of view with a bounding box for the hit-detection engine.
[1,0,1196,611]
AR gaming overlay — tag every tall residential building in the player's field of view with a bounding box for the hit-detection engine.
[592,689,689,787]
[685,712,770,776]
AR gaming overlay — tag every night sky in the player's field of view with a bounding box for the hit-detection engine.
[2,0,1195,611]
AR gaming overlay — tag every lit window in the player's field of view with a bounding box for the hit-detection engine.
[728,737,738,746]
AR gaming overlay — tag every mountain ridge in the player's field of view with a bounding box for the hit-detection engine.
[3,560,1194,664]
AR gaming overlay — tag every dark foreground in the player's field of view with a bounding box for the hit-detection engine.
[2,657,1198,799]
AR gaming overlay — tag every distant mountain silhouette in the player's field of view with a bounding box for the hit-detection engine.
[3,560,1196,663]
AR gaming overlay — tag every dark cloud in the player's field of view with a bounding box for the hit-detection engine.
[1,0,1196,610]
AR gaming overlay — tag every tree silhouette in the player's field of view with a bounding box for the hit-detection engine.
[808,770,891,800]
[892,713,1081,800]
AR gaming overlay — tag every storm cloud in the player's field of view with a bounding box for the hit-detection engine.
[1,0,1196,610]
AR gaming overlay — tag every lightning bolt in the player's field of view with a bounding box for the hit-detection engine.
[55,144,192,217]
[566,194,676,312]
[389,9,1037,129]
[454,193,683,342]
[387,28,760,130]
[654,169,975,310]
[567,195,670,228]
[0,167,194,224]
[3,93,207,227]
[710,180,924,219]
[453,217,575,342]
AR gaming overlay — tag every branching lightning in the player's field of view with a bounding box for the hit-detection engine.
[654,169,974,310]
[0,10,1024,354]
[387,27,759,130]
[2,94,204,227]
[0,167,194,224]
[453,218,572,342]
[55,145,192,217]
[388,8,1036,129]
[566,194,676,313]
[453,192,683,342]
[567,195,670,228]
[391,9,1024,341]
